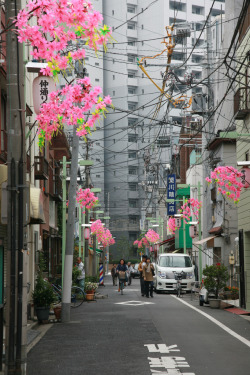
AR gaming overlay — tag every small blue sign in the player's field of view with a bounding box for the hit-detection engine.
[167,174,176,215]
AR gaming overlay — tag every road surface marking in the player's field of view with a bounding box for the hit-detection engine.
[115,300,155,306]
[171,295,250,348]
[145,344,180,353]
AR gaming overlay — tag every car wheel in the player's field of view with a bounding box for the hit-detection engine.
[199,297,204,306]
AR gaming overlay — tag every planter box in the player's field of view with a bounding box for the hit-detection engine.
[209,299,221,309]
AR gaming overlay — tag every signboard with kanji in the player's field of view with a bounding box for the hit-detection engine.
[33,76,56,115]
[167,174,176,215]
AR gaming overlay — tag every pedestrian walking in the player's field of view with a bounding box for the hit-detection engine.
[138,254,147,296]
[111,264,117,286]
[116,259,127,293]
[143,257,155,298]
[126,262,133,285]
[76,257,85,291]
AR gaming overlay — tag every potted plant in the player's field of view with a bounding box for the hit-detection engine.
[84,282,98,301]
[202,263,229,309]
[33,253,55,322]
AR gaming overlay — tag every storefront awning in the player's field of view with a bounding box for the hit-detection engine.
[193,236,217,246]
[30,187,46,224]
[159,237,175,246]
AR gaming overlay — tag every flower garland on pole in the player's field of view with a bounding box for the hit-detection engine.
[167,217,177,235]
[16,0,113,147]
[91,220,115,247]
[145,229,160,244]
[179,198,202,224]
[206,166,244,204]
[76,188,98,213]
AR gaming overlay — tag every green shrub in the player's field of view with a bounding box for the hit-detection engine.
[203,263,229,299]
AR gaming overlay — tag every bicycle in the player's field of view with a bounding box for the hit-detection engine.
[118,272,126,295]
[51,283,85,308]
[174,271,185,298]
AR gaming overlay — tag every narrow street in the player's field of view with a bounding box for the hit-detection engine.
[28,276,250,375]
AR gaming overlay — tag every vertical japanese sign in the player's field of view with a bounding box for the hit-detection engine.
[167,174,176,216]
[33,76,56,115]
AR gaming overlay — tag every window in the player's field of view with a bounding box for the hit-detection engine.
[127,38,136,46]
[192,55,202,63]
[142,89,144,94]
[127,6,136,13]
[113,75,115,80]
[95,62,99,66]
[128,102,136,111]
[127,22,136,30]
[113,59,115,64]
[141,24,144,30]
[142,73,144,78]
[159,256,192,268]
[129,183,138,191]
[128,118,137,127]
[113,171,116,176]
[129,199,137,208]
[113,139,116,144]
[96,142,100,146]
[113,90,115,96]
[85,57,89,61]
[129,151,137,159]
[113,155,116,160]
[112,10,114,15]
[128,134,137,142]
[129,216,137,224]
[128,54,136,63]
[129,167,137,175]
[96,174,100,178]
[95,78,99,82]
[128,71,135,78]
[142,41,144,46]
[112,26,114,31]
[192,5,204,16]
[96,158,100,162]
[128,87,136,95]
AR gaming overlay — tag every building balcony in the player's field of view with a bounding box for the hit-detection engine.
[126,28,138,39]
[127,0,138,5]
[127,45,138,55]
[34,156,49,180]
[127,77,138,86]
[127,94,138,103]
[127,62,138,71]
[234,88,250,120]
[50,173,62,201]
[128,190,139,199]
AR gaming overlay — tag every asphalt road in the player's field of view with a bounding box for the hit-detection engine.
[27,276,250,375]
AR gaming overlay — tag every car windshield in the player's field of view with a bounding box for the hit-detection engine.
[159,256,192,268]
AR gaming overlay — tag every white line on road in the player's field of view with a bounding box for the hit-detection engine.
[171,295,250,348]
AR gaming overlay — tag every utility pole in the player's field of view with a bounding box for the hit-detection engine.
[61,126,79,323]
[6,1,27,374]
[84,139,90,277]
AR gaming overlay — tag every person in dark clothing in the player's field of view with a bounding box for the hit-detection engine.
[138,255,147,296]
[116,259,127,292]
[143,257,154,298]
[111,264,117,286]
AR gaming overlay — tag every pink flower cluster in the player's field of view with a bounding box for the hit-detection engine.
[16,0,112,77]
[36,78,112,146]
[91,219,115,247]
[145,229,160,244]
[180,198,202,224]
[206,166,244,204]
[76,188,98,212]
[167,217,176,235]
[133,237,149,249]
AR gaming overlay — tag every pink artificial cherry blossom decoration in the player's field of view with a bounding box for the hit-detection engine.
[206,166,244,204]
[76,188,98,213]
[180,198,202,225]
[145,229,160,244]
[16,0,112,77]
[167,217,177,235]
[91,219,115,247]
[133,237,149,249]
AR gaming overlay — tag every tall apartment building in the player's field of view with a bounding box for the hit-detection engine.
[99,0,225,255]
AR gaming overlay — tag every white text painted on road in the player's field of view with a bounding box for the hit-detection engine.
[145,344,180,353]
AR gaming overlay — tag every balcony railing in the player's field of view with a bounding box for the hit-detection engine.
[234,87,250,120]
[34,156,49,180]
[51,174,62,201]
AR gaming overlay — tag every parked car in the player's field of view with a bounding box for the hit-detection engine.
[131,263,140,278]
[154,253,195,293]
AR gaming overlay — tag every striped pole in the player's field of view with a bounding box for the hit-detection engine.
[99,264,104,286]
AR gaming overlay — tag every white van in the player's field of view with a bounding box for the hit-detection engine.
[154,253,195,293]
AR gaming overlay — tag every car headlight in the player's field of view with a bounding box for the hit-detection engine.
[158,271,166,279]
[186,272,194,279]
